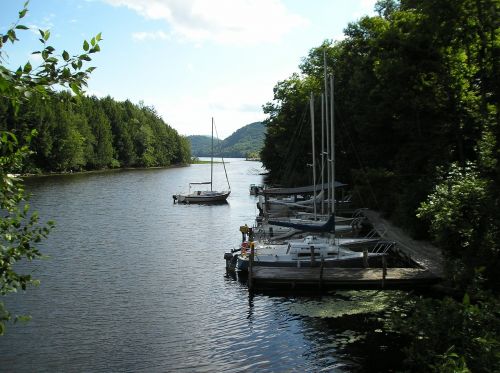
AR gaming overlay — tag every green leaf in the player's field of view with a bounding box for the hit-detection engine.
[70,82,80,95]
[19,8,28,19]
[43,30,50,41]
[462,293,470,306]
[62,50,69,61]
[96,32,102,41]
[0,76,9,92]
[83,40,89,51]
[15,25,29,30]
[8,29,17,42]
[23,61,32,74]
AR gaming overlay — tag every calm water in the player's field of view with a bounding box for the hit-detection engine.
[0,159,403,372]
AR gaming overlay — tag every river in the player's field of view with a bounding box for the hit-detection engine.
[0,159,404,372]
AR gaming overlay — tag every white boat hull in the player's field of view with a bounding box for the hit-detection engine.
[175,190,230,204]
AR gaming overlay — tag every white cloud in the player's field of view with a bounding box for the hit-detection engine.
[132,30,170,41]
[103,0,308,45]
[28,52,44,65]
[150,78,271,138]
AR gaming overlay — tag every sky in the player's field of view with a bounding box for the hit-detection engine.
[1,0,377,139]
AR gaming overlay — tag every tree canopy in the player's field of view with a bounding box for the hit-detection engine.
[0,92,191,172]
[260,0,500,369]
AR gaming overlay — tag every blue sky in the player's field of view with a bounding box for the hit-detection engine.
[1,0,376,138]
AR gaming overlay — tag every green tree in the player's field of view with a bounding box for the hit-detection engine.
[0,2,101,334]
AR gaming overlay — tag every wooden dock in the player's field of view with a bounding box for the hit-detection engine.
[361,209,444,278]
[245,209,445,290]
[250,266,440,290]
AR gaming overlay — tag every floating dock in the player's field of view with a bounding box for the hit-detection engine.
[245,209,444,290]
[250,266,440,290]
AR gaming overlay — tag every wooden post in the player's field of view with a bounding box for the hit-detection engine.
[248,242,255,291]
[319,258,324,290]
[382,255,387,288]
[363,250,368,268]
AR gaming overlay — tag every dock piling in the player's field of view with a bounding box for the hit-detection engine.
[248,242,254,291]
[363,250,368,268]
[382,256,387,288]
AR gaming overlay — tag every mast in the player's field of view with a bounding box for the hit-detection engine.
[321,93,325,214]
[212,118,231,192]
[310,93,317,219]
[211,117,214,191]
[330,75,335,235]
[324,50,331,215]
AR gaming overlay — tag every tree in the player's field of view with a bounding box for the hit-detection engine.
[0,1,101,335]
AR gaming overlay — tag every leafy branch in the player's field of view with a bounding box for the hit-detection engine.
[0,1,102,335]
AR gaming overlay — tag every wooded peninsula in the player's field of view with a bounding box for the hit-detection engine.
[0,92,191,173]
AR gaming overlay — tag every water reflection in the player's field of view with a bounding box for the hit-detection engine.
[1,161,404,372]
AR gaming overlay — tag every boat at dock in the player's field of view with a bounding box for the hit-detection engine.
[173,118,231,204]
[230,235,389,272]
[249,183,264,195]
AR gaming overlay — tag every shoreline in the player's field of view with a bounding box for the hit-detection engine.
[22,163,191,178]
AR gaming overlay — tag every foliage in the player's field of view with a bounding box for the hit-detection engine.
[391,294,500,372]
[0,3,101,106]
[0,93,191,172]
[0,1,101,335]
[259,0,500,369]
[260,0,499,232]
[416,163,499,284]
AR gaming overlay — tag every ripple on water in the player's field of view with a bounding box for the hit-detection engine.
[0,164,388,372]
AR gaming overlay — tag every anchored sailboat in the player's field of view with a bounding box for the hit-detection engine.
[173,118,231,204]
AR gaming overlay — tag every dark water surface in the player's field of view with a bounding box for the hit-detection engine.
[0,159,402,372]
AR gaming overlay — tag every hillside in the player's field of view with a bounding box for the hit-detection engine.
[188,122,265,158]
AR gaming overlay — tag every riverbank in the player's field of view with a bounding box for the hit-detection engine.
[21,163,191,178]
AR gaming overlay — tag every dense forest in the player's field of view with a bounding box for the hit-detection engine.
[0,92,191,173]
[188,121,265,158]
[261,0,500,370]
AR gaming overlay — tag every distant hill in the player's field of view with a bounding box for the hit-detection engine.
[188,122,265,158]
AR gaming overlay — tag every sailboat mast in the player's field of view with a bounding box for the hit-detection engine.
[211,117,214,191]
[310,93,317,219]
[321,93,325,214]
[330,75,335,233]
[324,50,331,215]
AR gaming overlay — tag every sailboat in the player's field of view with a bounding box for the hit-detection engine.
[173,118,231,204]
[229,64,389,269]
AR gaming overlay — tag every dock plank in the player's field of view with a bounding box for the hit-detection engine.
[362,209,445,278]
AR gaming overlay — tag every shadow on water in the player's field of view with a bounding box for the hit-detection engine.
[3,162,416,372]
[224,269,409,372]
